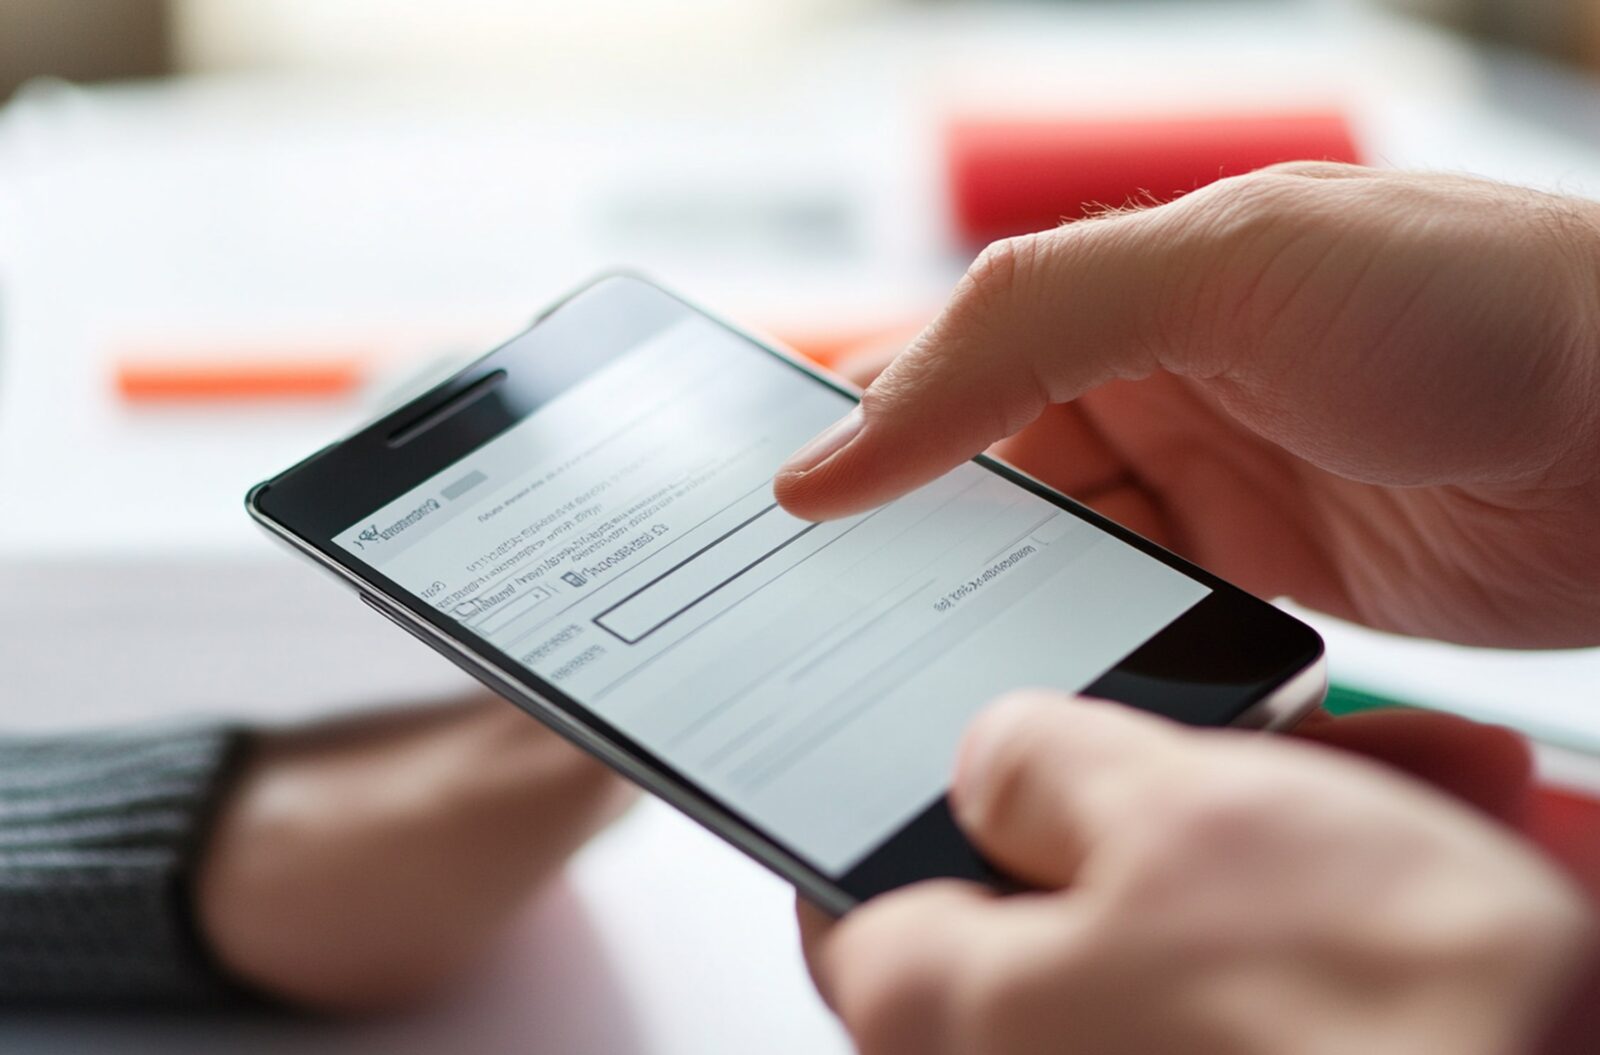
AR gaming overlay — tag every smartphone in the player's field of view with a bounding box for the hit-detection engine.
[247,273,1325,914]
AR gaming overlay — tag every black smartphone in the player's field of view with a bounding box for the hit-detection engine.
[247,273,1325,914]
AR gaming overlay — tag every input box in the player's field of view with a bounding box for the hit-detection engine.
[595,503,817,644]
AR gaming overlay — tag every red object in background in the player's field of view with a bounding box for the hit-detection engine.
[1529,786,1600,902]
[946,110,1362,245]
[769,321,927,372]
[1526,787,1600,1054]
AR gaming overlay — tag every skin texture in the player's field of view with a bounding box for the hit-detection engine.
[779,167,1600,1051]
[776,165,1600,647]
[799,693,1594,1055]
[196,696,631,1013]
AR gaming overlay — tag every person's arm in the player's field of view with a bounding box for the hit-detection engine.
[195,697,630,1012]
[0,696,629,1012]
[0,723,248,1005]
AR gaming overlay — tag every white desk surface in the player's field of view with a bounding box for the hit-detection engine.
[2,3,1599,1051]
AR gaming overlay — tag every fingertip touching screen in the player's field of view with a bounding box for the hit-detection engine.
[333,309,1209,876]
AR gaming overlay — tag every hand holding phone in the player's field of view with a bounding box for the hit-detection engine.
[776,166,1600,650]
[799,692,1593,1055]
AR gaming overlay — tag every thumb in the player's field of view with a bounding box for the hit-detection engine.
[950,691,1184,888]
[773,209,1203,520]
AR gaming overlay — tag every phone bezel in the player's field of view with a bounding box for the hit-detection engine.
[246,272,1326,913]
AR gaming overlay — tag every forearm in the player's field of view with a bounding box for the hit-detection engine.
[0,699,625,1013]
[0,723,251,1005]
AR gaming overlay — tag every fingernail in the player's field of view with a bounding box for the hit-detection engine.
[781,406,864,476]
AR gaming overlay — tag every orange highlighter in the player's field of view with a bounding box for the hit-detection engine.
[115,354,370,403]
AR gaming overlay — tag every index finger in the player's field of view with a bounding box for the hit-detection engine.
[774,210,1190,521]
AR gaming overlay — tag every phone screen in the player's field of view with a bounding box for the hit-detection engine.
[328,307,1211,878]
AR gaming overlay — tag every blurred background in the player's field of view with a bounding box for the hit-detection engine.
[3,1,1600,1052]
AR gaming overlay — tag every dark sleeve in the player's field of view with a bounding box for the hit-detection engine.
[0,723,253,1006]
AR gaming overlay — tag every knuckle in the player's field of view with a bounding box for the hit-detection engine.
[857,375,896,416]
[1252,159,1364,181]
[1162,169,1356,371]
[1193,169,1316,227]
[961,235,1042,311]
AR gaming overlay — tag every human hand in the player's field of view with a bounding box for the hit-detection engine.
[776,166,1600,647]
[196,695,631,1013]
[799,693,1594,1055]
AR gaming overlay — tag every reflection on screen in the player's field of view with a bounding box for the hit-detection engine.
[336,315,1208,875]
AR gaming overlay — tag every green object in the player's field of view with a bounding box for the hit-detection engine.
[1323,680,1412,717]
[1327,679,1600,756]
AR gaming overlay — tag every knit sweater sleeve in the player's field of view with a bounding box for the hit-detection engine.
[0,723,251,1005]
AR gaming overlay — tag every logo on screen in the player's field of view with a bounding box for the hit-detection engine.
[350,499,442,550]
